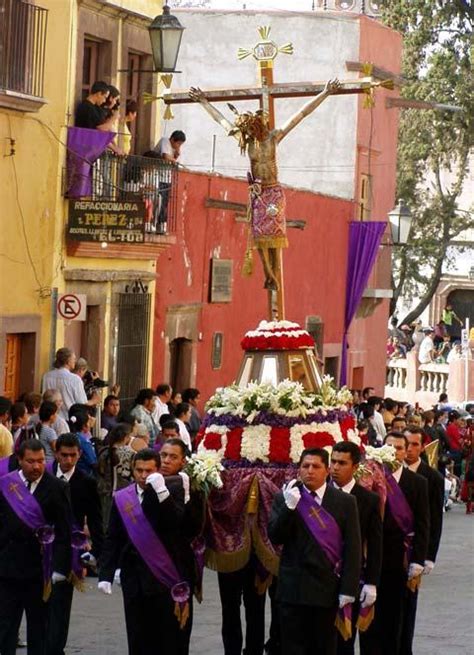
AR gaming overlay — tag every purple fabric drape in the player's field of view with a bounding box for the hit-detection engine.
[339,221,386,386]
[66,127,115,198]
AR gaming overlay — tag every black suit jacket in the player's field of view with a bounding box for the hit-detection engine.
[0,472,71,580]
[269,484,361,607]
[412,460,444,562]
[52,462,104,559]
[99,484,188,598]
[382,467,429,572]
[350,483,382,587]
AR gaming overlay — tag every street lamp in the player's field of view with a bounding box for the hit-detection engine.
[148,2,185,73]
[388,199,413,245]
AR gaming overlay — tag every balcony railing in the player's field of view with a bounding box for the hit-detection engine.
[418,363,449,396]
[0,0,48,98]
[66,150,178,235]
[386,359,407,392]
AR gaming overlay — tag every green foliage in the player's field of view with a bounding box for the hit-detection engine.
[380,1,473,324]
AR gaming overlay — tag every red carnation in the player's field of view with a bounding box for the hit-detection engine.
[269,427,291,463]
[339,416,356,440]
[202,432,222,451]
[224,427,243,460]
[302,432,335,449]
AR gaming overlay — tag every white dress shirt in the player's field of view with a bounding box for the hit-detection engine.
[56,466,75,482]
[304,481,327,504]
[19,470,43,494]
[136,485,145,505]
[392,464,404,483]
[42,367,87,419]
[175,419,192,450]
[152,398,170,425]
[408,459,421,473]
[333,478,356,494]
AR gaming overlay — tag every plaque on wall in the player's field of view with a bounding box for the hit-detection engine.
[211,332,224,370]
[210,259,233,303]
[67,199,146,243]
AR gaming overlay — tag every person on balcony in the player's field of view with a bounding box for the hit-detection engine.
[154,130,186,164]
[74,81,109,129]
[442,303,463,342]
[418,327,435,364]
[118,100,138,156]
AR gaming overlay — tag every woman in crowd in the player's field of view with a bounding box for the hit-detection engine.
[69,405,98,477]
[35,401,58,462]
[446,410,464,477]
[97,422,135,527]
[174,402,193,450]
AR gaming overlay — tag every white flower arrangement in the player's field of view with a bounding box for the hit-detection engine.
[205,378,352,422]
[364,444,397,467]
[241,425,271,462]
[289,422,343,463]
[185,451,224,496]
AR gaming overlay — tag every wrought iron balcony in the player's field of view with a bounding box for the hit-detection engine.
[0,0,48,108]
[66,150,178,236]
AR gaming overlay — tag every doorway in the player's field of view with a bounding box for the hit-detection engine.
[3,333,36,400]
[169,338,193,393]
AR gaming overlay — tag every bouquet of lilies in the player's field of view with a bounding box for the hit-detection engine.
[185,451,224,496]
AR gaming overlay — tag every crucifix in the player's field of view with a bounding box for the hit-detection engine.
[124,501,138,524]
[8,482,24,500]
[161,26,393,320]
[309,504,327,529]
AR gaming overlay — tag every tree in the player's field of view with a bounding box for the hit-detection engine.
[379,1,473,325]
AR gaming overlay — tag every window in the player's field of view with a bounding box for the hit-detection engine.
[82,40,100,100]
[305,315,324,360]
[358,174,372,221]
[0,0,48,100]
[324,356,339,381]
[211,332,224,370]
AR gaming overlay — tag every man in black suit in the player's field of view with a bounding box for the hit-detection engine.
[46,433,104,655]
[400,427,444,655]
[366,432,429,655]
[0,440,71,655]
[99,448,190,655]
[330,441,382,655]
[269,447,361,655]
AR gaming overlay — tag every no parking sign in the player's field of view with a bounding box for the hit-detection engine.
[57,294,87,321]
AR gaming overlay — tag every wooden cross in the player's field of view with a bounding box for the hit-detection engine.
[160,27,392,320]
[309,504,326,529]
[124,501,137,524]
[8,482,24,501]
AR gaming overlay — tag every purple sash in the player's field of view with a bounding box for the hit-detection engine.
[297,488,351,639]
[0,456,11,477]
[385,470,414,566]
[0,471,54,600]
[115,485,190,625]
[297,488,343,573]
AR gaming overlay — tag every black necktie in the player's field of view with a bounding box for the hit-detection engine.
[60,475,67,482]
[26,480,32,491]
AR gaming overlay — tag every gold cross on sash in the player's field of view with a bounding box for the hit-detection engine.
[124,501,137,524]
[309,505,326,530]
[8,482,24,501]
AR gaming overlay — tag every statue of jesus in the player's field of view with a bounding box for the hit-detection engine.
[189,80,341,290]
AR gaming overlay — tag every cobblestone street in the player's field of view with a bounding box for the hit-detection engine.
[36,503,473,654]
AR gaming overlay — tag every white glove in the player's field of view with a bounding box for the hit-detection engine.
[339,595,355,608]
[408,563,424,580]
[51,572,66,585]
[283,479,301,510]
[359,584,377,608]
[80,552,97,568]
[423,560,435,575]
[178,471,190,504]
[146,472,170,502]
[98,581,112,595]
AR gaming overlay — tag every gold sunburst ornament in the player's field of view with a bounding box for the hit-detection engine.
[238,25,293,63]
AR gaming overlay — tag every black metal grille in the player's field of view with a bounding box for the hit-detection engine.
[0,0,48,98]
[116,291,151,410]
[90,151,178,234]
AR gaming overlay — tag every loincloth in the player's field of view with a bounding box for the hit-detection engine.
[249,182,288,249]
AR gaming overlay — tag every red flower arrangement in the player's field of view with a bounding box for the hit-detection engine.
[241,333,315,351]
[302,431,335,450]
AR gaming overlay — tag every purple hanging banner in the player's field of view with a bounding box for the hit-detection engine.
[339,221,386,386]
[66,127,115,198]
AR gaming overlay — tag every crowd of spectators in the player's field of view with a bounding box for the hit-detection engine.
[350,386,474,512]
[386,303,467,365]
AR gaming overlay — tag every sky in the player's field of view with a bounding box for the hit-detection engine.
[205,1,318,9]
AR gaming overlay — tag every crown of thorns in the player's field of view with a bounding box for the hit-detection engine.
[227,104,270,153]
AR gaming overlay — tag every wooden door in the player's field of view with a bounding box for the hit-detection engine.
[4,334,20,401]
